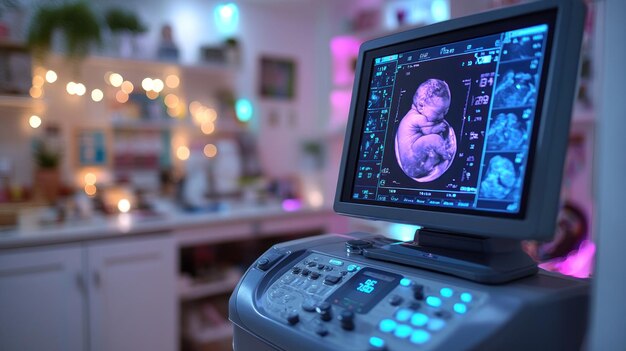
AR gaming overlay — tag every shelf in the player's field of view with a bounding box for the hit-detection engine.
[187,323,233,344]
[112,119,192,131]
[0,95,44,109]
[179,267,242,301]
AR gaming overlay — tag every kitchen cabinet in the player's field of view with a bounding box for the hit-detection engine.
[0,234,176,351]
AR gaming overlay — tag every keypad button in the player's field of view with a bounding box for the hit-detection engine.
[394,324,413,339]
[461,292,473,303]
[426,296,442,308]
[410,313,429,327]
[395,308,412,322]
[329,259,344,266]
[369,336,387,351]
[427,318,446,332]
[410,329,431,345]
[379,319,397,333]
[400,278,412,287]
[453,303,467,314]
[440,287,454,298]
[323,274,342,285]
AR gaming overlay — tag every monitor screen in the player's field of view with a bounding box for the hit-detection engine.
[344,13,555,218]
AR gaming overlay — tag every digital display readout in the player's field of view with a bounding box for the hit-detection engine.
[327,268,402,313]
[356,279,378,294]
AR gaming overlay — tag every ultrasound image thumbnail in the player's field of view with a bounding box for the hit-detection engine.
[486,112,529,151]
[479,155,520,200]
[493,70,537,108]
[368,88,391,109]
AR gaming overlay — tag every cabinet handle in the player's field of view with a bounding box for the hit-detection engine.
[93,270,101,287]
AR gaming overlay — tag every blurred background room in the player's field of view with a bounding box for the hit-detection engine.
[0,0,606,350]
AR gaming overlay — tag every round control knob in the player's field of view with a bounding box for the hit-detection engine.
[287,311,300,325]
[413,284,425,300]
[346,239,373,255]
[315,302,332,321]
[388,295,403,306]
[302,300,316,312]
[338,310,355,331]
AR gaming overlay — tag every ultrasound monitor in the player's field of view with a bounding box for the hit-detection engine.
[334,0,586,283]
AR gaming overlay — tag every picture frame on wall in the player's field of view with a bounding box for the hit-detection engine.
[76,129,108,166]
[258,56,296,100]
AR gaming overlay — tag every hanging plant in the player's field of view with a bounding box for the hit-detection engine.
[27,2,101,61]
[105,8,147,34]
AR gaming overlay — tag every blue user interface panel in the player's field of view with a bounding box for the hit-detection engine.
[352,24,550,214]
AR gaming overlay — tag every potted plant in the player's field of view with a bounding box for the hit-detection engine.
[33,141,62,203]
[27,2,101,62]
[105,8,147,57]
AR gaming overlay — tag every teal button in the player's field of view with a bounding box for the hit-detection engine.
[347,264,358,272]
[410,329,431,344]
[440,287,454,298]
[328,259,344,266]
[426,296,442,308]
[461,292,473,303]
[427,318,446,332]
[400,278,412,287]
[394,324,412,339]
[410,313,429,327]
[453,303,467,314]
[369,336,385,348]
[395,308,412,322]
[379,319,397,333]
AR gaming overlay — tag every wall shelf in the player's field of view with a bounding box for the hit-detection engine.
[179,267,242,301]
[0,95,43,109]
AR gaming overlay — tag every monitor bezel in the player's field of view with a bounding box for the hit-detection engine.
[333,0,586,241]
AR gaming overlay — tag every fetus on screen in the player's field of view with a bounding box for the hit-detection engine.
[395,79,457,182]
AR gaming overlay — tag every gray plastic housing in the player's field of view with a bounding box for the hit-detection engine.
[333,0,586,241]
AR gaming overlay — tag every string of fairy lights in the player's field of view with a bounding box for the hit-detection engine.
[28,66,223,160]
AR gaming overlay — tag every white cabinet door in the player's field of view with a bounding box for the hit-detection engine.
[0,245,85,351]
[87,235,177,351]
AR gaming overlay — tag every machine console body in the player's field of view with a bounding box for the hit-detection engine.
[229,233,589,351]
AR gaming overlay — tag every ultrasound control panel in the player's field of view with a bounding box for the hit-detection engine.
[263,252,484,350]
[229,233,589,351]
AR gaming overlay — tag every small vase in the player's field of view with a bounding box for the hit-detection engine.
[34,168,61,204]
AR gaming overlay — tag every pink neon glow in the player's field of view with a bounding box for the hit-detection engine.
[282,199,302,212]
[539,239,596,278]
[330,36,361,87]
[330,89,353,129]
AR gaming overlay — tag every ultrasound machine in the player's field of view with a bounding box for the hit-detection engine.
[230,1,588,350]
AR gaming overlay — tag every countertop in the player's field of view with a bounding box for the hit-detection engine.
[0,202,336,250]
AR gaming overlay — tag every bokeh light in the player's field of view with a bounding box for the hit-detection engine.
[203,143,218,158]
[29,115,42,129]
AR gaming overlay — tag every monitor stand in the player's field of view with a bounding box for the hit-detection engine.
[361,228,538,284]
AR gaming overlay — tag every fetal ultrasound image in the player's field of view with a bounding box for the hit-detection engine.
[395,79,457,182]
[486,112,529,151]
[493,70,538,108]
[479,155,521,200]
